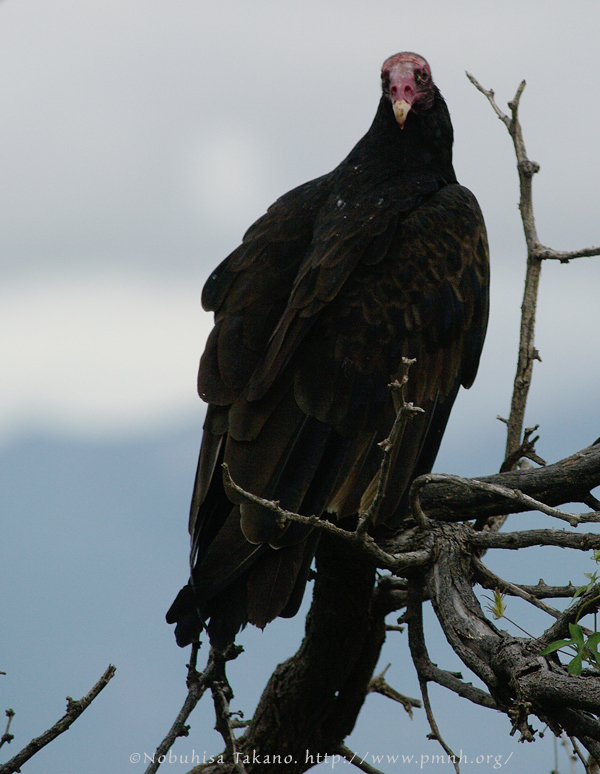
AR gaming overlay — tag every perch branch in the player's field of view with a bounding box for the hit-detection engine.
[211,676,246,774]
[415,443,600,522]
[222,463,431,572]
[411,472,598,528]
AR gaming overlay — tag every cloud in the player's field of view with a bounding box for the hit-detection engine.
[0,270,210,443]
[0,0,599,453]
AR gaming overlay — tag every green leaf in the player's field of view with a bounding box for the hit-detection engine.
[541,639,572,655]
[567,654,583,675]
[573,571,598,598]
[586,631,600,650]
[568,623,585,645]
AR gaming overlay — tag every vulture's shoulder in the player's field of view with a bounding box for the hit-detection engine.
[201,172,334,314]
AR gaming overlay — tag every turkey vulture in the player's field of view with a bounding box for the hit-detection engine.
[167,52,489,649]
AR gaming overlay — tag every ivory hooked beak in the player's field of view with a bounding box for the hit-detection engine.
[393,99,411,129]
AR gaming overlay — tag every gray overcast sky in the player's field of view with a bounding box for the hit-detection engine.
[2,4,600,772]
[1,0,600,454]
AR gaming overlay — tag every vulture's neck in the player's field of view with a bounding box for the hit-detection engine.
[346,94,457,186]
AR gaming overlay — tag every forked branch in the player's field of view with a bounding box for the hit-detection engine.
[145,645,243,774]
[467,71,600,465]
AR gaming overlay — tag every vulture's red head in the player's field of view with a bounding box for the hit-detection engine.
[381,52,435,129]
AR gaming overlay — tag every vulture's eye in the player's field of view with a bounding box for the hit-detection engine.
[418,69,430,83]
[381,70,390,94]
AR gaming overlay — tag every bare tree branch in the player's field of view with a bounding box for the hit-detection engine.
[416,443,600,523]
[533,245,600,262]
[499,424,545,474]
[470,529,600,552]
[410,471,600,529]
[0,665,116,774]
[337,745,387,774]
[467,71,541,464]
[569,734,593,773]
[222,463,432,572]
[0,711,15,751]
[512,580,579,599]
[417,676,460,774]
[357,357,424,535]
[425,523,600,755]
[467,71,600,473]
[367,664,421,718]
[211,676,247,774]
[472,557,562,619]
[406,583,497,710]
[145,645,243,774]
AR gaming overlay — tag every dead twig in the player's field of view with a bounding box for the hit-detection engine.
[144,645,243,774]
[210,653,246,774]
[0,665,116,774]
[222,463,432,572]
[417,675,460,774]
[499,425,545,474]
[337,745,387,774]
[0,711,15,750]
[467,72,600,476]
[533,245,600,263]
[473,557,562,620]
[367,664,421,718]
[569,735,592,773]
[357,357,424,535]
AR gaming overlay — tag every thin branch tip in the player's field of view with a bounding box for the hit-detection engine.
[0,665,116,774]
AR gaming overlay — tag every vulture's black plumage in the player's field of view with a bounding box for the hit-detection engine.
[167,53,489,649]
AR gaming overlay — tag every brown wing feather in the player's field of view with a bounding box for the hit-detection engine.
[171,172,488,646]
[198,173,334,406]
[247,172,441,401]
[291,184,489,523]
